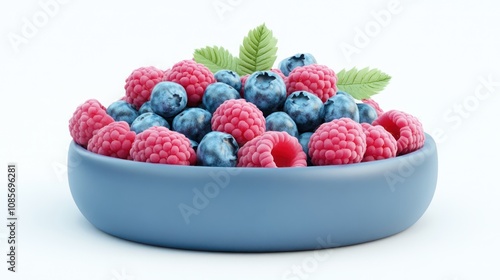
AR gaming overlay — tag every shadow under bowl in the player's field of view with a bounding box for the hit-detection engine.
[68,134,438,252]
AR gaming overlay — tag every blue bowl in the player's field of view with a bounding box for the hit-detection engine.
[68,134,438,252]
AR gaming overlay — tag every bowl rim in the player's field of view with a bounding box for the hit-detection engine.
[69,133,436,172]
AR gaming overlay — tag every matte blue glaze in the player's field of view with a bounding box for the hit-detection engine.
[68,134,438,252]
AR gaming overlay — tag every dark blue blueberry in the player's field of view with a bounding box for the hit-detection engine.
[130,112,169,134]
[197,131,239,167]
[214,70,242,92]
[278,53,317,76]
[189,139,199,152]
[202,82,240,113]
[244,71,286,115]
[298,132,313,165]
[335,91,356,101]
[324,94,360,123]
[172,108,212,143]
[138,101,154,114]
[106,100,139,126]
[150,81,187,118]
[265,112,299,137]
[357,103,378,124]
[284,91,324,132]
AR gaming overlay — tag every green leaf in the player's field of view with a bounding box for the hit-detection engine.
[336,67,391,99]
[237,23,278,75]
[193,46,239,73]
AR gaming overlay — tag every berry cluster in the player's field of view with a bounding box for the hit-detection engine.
[69,55,425,168]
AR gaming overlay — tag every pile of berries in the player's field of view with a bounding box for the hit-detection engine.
[69,55,425,168]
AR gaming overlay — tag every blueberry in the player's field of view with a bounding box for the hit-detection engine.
[214,70,242,92]
[150,81,187,118]
[197,131,239,167]
[298,132,313,165]
[138,101,153,114]
[278,53,317,76]
[265,112,299,137]
[172,108,212,142]
[130,112,169,134]
[106,100,139,126]
[202,82,240,113]
[244,71,286,115]
[357,103,378,124]
[335,91,356,101]
[284,91,324,132]
[189,139,199,152]
[324,94,360,123]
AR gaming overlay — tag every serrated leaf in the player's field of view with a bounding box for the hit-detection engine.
[193,46,239,73]
[336,67,391,99]
[237,23,278,75]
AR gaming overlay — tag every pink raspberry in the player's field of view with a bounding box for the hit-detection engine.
[362,98,384,116]
[372,110,425,155]
[124,66,164,109]
[130,126,196,165]
[308,118,366,165]
[237,131,307,167]
[360,123,397,162]
[163,60,215,107]
[69,99,114,147]
[286,64,337,103]
[211,99,265,146]
[240,74,250,97]
[87,121,136,159]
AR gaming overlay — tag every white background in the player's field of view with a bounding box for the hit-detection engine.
[1,0,500,279]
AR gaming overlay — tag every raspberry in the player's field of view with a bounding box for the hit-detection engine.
[308,118,366,165]
[372,110,425,155]
[362,98,384,116]
[211,99,265,146]
[124,66,164,109]
[163,60,215,107]
[286,64,337,103]
[240,74,250,97]
[360,123,397,162]
[69,99,114,147]
[238,131,307,167]
[87,121,136,159]
[130,126,196,165]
